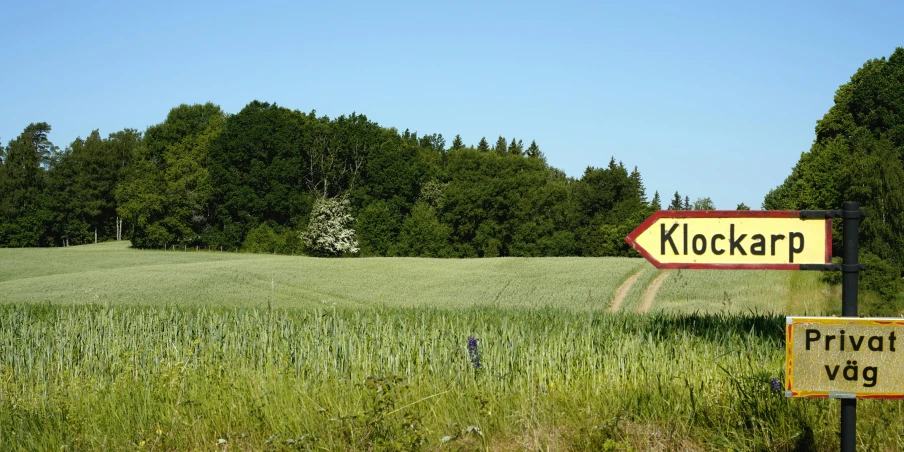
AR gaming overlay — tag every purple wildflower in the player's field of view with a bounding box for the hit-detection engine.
[770,377,782,393]
[467,336,481,369]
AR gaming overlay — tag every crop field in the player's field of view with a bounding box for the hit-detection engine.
[0,241,835,314]
[651,269,836,316]
[2,242,901,451]
[0,242,642,311]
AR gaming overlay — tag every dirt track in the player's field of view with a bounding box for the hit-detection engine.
[609,268,643,312]
[638,271,670,313]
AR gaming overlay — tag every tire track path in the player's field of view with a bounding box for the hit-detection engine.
[638,271,671,313]
[608,267,644,312]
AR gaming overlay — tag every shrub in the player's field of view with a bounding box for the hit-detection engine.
[301,197,360,257]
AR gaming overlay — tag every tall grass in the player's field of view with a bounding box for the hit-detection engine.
[2,303,902,451]
[653,269,836,314]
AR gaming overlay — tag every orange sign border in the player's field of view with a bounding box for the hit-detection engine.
[785,316,904,399]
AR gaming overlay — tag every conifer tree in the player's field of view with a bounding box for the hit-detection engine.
[451,134,464,150]
[477,137,489,152]
[683,196,691,211]
[668,191,683,210]
[494,136,507,154]
[525,140,542,159]
[507,138,523,156]
[651,191,662,210]
[630,166,646,203]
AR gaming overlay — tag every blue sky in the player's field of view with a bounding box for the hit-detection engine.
[1,0,901,209]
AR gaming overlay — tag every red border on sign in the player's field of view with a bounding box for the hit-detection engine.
[623,210,832,270]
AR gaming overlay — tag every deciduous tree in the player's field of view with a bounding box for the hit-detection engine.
[765,47,904,305]
[693,197,715,210]
[301,196,360,256]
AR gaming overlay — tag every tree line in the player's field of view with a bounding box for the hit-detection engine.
[1,100,715,258]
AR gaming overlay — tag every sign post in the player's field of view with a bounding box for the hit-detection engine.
[841,201,862,452]
[626,203,871,451]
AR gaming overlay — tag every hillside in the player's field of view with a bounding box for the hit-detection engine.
[0,241,835,314]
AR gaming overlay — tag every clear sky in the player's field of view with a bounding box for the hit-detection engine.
[1,0,902,209]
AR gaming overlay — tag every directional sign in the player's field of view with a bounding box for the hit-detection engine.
[786,317,904,399]
[624,210,832,269]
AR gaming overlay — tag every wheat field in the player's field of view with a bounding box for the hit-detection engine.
[2,242,891,451]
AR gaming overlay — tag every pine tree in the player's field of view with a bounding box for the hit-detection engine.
[451,134,464,150]
[630,166,646,203]
[683,196,691,211]
[477,137,489,152]
[668,191,683,210]
[525,140,542,159]
[494,136,507,154]
[508,138,523,156]
[651,191,662,210]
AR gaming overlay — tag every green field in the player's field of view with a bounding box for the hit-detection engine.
[2,242,901,451]
[0,241,643,310]
[0,241,834,314]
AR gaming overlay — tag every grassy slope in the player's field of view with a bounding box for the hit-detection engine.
[652,269,839,315]
[0,241,836,314]
[0,242,643,310]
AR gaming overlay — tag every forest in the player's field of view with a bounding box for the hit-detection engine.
[1,48,902,303]
[0,102,702,258]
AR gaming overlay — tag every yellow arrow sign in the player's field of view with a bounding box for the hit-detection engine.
[624,211,832,269]
[786,317,904,399]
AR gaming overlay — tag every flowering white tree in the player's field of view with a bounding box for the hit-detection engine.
[301,196,360,257]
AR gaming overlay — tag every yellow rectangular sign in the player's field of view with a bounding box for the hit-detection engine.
[786,317,904,399]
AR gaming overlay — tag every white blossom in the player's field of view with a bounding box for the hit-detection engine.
[301,196,360,256]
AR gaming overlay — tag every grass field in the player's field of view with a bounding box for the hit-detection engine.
[651,268,837,316]
[2,242,899,451]
[0,241,836,314]
[0,242,643,310]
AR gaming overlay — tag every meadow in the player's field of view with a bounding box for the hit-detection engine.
[0,242,641,311]
[0,241,833,314]
[2,242,901,451]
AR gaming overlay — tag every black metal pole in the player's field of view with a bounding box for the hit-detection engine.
[841,201,860,452]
